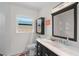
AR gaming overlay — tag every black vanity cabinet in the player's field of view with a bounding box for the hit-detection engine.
[36,41,43,56]
[36,42,58,56]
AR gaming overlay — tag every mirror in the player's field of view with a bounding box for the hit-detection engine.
[54,9,74,38]
[36,17,45,34]
[52,3,78,41]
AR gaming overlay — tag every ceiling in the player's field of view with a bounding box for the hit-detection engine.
[15,2,60,11]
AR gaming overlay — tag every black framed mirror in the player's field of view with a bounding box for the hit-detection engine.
[52,3,78,41]
[36,17,45,34]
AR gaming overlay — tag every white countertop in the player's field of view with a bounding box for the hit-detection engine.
[36,38,79,56]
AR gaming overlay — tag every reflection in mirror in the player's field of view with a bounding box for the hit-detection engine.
[54,9,74,38]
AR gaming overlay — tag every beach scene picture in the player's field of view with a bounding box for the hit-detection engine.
[16,16,32,33]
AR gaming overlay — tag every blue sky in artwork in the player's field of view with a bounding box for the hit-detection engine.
[16,16,32,24]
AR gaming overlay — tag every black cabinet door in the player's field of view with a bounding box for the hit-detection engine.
[36,41,58,56]
[36,42,43,56]
[42,44,58,56]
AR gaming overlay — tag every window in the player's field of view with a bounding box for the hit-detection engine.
[16,16,32,33]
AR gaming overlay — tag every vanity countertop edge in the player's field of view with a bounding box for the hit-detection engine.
[36,38,79,56]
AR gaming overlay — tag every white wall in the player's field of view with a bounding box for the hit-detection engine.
[0,3,11,55]
[0,3,39,55]
[8,4,38,55]
[39,2,60,36]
